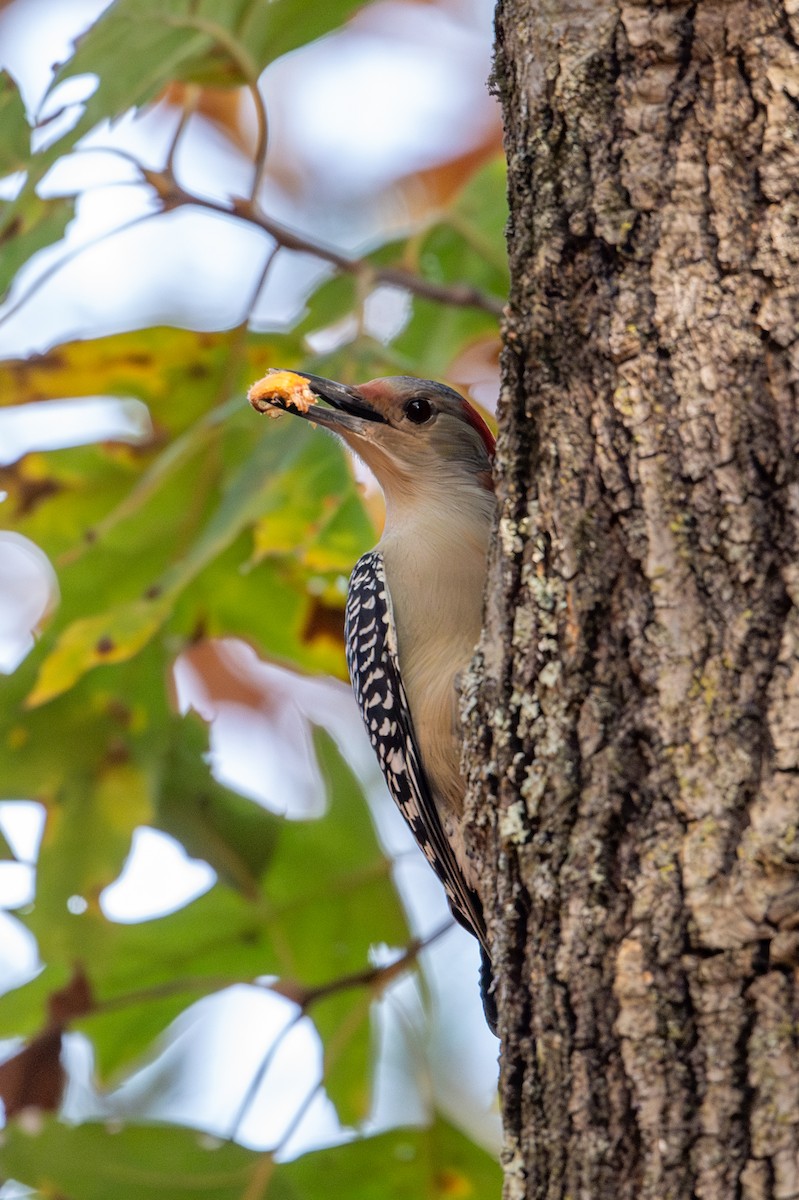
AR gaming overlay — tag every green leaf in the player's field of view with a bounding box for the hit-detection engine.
[0,963,72,1043]
[0,328,295,576]
[182,546,350,678]
[11,385,370,704]
[24,419,302,704]
[295,272,358,338]
[285,1118,503,1199]
[0,642,163,806]
[0,335,376,712]
[0,721,407,1081]
[0,193,75,302]
[0,1116,500,1200]
[30,763,153,963]
[266,731,407,960]
[393,296,497,379]
[441,155,510,281]
[155,712,279,896]
[250,424,375,572]
[366,157,508,375]
[0,71,30,174]
[298,731,401,1124]
[50,0,371,124]
[67,886,278,1079]
[239,0,370,68]
[0,1119,260,1200]
[53,3,247,124]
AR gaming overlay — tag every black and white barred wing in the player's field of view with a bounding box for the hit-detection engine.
[345,550,486,949]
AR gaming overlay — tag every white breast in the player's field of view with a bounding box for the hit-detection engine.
[379,486,493,822]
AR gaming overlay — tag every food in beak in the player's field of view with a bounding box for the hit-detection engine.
[248,370,316,419]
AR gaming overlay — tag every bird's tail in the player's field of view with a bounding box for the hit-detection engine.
[479,946,498,1037]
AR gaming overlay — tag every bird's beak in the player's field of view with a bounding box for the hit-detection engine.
[286,372,387,433]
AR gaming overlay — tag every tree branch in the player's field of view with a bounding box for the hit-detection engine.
[140,167,504,316]
[87,920,452,1018]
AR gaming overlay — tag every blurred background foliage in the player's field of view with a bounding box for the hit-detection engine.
[0,0,507,1195]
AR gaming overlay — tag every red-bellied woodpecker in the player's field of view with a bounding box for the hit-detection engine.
[250,371,497,1033]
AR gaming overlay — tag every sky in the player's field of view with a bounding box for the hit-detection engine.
[0,0,502,1161]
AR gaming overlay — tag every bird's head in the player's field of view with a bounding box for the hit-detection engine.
[250,371,495,504]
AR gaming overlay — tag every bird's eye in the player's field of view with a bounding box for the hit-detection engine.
[404,397,434,424]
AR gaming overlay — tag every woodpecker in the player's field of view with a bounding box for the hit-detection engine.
[250,371,497,1032]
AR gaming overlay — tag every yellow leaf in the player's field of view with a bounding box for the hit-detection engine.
[27,596,171,708]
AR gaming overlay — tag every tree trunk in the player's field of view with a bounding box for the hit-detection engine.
[464,2,799,1196]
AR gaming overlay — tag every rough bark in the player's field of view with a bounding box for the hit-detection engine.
[463,2,799,1197]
